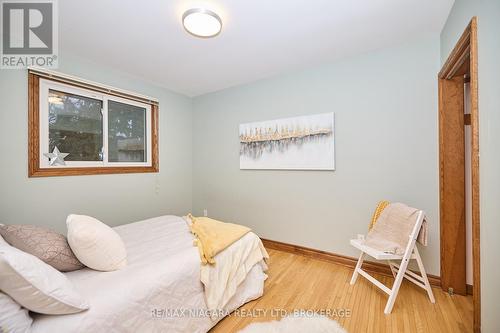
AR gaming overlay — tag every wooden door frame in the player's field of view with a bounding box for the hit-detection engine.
[438,17,480,333]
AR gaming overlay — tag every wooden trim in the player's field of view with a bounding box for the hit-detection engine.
[29,166,159,177]
[438,21,471,80]
[469,17,481,333]
[439,16,480,333]
[261,238,441,288]
[151,104,160,172]
[28,73,160,177]
[467,284,473,295]
[28,73,40,177]
[28,68,159,106]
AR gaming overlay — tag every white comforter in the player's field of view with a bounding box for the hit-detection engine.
[31,215,268,333]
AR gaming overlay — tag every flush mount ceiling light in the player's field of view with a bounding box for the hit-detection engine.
[182,8,222,38]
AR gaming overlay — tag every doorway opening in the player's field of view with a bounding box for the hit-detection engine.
[438,17,480,333]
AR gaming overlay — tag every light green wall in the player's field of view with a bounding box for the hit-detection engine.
[192,37,441,275]
[0,53,193,233]
[441,1,500,332]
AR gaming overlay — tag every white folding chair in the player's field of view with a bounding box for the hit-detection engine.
[349,210,435,314]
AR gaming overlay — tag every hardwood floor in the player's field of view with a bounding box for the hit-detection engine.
[211,249,473,333]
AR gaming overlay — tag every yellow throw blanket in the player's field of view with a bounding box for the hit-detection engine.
[187,214,251,265]
[369,200,390,231]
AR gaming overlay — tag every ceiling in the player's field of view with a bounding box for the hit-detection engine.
[59,0,454,97]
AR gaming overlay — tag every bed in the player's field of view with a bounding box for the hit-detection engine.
[30,215,268,333]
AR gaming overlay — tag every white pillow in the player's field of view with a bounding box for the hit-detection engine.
[0,243,89,315]
[67,214,127,271]
[0,225,7,245]
[0,292,33,333]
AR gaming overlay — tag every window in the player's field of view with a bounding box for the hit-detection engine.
[29,70,159,177]
[107,100,147,163]
[48,89,104,162]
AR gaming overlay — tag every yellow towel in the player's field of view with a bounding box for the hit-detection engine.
[187,214,251,265]
[369,200,390,230]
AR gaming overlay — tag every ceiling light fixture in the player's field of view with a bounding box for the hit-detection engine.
[182,8,222,38]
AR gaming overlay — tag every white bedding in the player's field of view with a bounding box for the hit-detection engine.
[201,231,268,313]
[30,215,268,333]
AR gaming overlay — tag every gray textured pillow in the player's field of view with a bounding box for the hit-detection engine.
[0,224,84,272]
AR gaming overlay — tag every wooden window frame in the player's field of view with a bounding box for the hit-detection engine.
[28,71,159,177]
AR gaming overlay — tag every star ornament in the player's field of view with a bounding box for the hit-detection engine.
[44,147,69,166]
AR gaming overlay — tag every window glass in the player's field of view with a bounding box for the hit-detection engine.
[107,100,147,162]
[48,89,103,161]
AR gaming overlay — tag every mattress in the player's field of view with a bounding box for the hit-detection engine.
[30,215,267,333]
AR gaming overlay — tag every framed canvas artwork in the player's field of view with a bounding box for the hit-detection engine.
[239,113,335,170]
